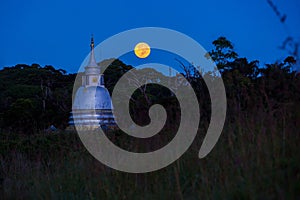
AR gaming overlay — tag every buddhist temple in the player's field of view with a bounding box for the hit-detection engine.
[69,36,115,129]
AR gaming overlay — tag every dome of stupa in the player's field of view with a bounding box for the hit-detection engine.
[73,86,113,110]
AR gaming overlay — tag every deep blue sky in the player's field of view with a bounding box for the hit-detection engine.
[1,0,299,73]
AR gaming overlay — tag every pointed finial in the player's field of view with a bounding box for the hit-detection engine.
[90,34,94,50]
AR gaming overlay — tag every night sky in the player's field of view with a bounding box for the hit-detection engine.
[1,0,299,73]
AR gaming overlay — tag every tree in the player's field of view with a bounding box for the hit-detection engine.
[207,36,238,72]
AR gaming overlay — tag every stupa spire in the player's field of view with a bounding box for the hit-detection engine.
[90,34,95,49]
[87,34,98,68]
[83,35,103,87]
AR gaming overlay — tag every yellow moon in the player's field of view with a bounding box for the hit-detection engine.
[134,42,151,58]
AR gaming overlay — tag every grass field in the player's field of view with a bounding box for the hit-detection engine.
[0,111,299,199]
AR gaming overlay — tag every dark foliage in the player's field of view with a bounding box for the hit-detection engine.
[0,64,76,133]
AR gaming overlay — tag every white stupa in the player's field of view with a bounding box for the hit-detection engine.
[69,36,115,129]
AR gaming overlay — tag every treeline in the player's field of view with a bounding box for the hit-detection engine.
[0,37,299,134]
[0,64,76,133]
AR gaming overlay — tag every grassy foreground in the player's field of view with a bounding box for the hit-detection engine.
[0,120,299,199]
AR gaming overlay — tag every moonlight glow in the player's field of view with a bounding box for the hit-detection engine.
[134,42,151,58]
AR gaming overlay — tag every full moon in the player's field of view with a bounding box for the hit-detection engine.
[134,42,151,58]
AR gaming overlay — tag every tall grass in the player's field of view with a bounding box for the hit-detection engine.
[0,106,299,199]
